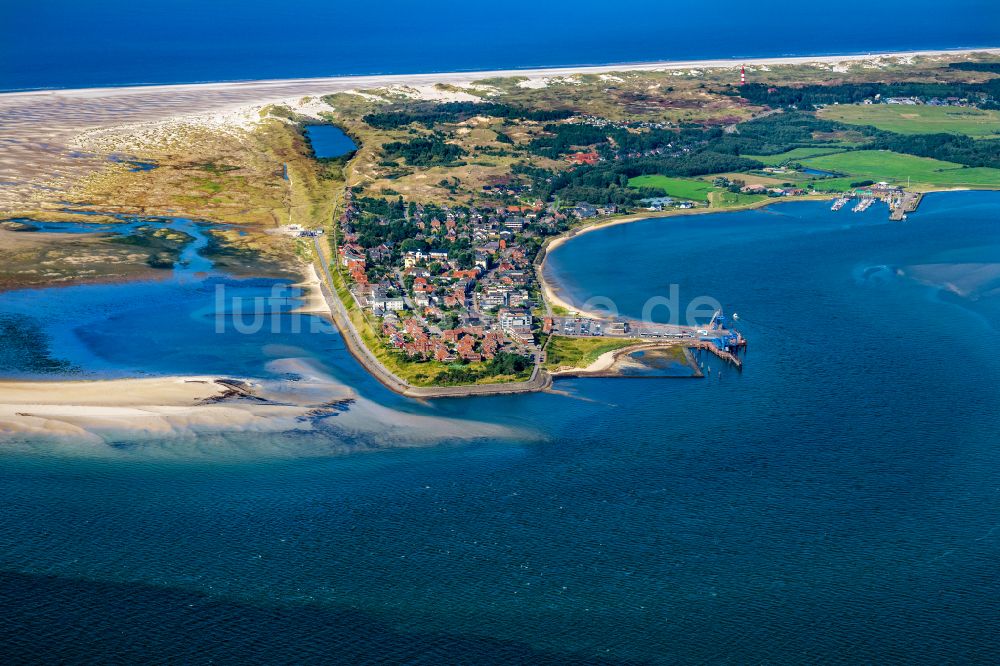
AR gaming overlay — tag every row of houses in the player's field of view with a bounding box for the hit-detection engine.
[382,316,514,363]
[335,194,572,362]
[740,184,806,197]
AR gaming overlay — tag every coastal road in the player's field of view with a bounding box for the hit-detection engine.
[311,237,551,398]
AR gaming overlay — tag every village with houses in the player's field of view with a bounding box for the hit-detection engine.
[312,181,754,387]
[265,54,1000,388]
[328,189,603,373]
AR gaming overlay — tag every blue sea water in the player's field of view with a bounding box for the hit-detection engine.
[2,192,1000,662]
[1,0,997,91]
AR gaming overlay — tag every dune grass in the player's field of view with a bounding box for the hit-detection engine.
[544,336,642,370]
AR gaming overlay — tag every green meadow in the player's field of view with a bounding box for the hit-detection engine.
[800,150,1000,189]
[808,176,866,192]
[818,104,1000,139]
[709,190,769,208]
[743,147,848,165]
[627,175,715,201]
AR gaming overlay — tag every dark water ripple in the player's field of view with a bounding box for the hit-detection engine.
[2,192,1000,662]
[0,571,640,665]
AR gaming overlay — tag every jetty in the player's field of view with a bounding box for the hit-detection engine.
[889,191,923,221]
[547,309,746,371]
[829,183,926,221]
[691,340,743,369]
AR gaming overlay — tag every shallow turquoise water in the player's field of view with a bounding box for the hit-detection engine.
[2,192,1000,662]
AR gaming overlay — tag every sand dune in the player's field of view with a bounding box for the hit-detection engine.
[3,48,997,210]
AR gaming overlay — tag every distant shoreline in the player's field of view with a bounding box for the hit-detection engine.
[535,188,985,317]
[4,47,999,99]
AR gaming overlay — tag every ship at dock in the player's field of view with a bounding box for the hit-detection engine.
[831,196,851,211]
[830,183,923,220]
[852,198,875,213]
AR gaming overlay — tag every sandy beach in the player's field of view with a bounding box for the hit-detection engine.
[2,47,997,210]
[290,263,331,316]
[546,341,699,379]
[8,47,997,101]
[0,361,536,449]
[0,376,272,443]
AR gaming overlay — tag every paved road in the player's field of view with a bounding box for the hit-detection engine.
[312,237,551,398]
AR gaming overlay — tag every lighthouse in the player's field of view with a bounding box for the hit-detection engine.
[740,64,746,86]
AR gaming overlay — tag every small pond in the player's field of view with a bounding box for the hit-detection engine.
[304,125,356,158]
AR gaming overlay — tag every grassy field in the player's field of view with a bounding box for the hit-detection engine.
[743,147,850,165]
[808,176,867,192]
[818,104,1000,139]
[800,150,1000,189]
[714,172,790,187]
[544,336,642,370]
[627,175,715,201]
[709,190,770,208]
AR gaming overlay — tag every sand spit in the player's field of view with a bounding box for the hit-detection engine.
[0,360,537,453]
[0,376,285,443]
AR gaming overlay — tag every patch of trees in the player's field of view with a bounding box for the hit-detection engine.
[346,196,415,249]
[363,102,573,129]
[619,152,764,178]
[869,132,1000,169]
[351,219,417,250]
[949,62,1000,74]
[518,151,763,205]
[354,195,406,219]
[381,135,467,166]
[489,352,532,375]
[710,111,863,155]
[728,79,1000,109]
[526,123,700,159]
[527,123,617,158]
